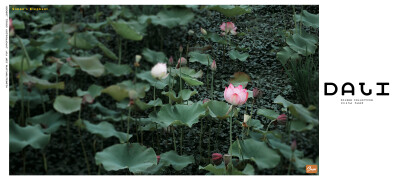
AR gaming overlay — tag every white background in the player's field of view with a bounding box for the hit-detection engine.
[1,0,400,178]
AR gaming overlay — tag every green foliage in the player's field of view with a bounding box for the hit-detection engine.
[53,95,82,114]
[27,110,65,134]
[142,48,167,64]
[208,5,252,17]
[159,150,194,170]
[294,10,319,28]
[110,20,144,41]
[154,102,207,128]
[228,50,249,62]
[229,72,251,88]
[83,120,132,143]
[207,100,231,120]
[71,54,105,77]
[104,62,133,77]
[9,120,51,153]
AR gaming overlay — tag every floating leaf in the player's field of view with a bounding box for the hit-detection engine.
[294,10,319,28]
[229,139,280,169]
[180,73,204,86]
[27,110,65,134]
[104,62,132,77]
[10,55,42,73]
[83,120,132,143]
[95,143,157,173]
[229,50,249,62]
[142,48,166,64]
[10,120,50,153]
[110,20,143,41]
[136,71,170,89]
[53,95,82,114]
[140,9,194,28]
[274,95,318,126]
[188,52,212,66]
[207,100,231,120]
[155,102,207,128]
[71,54,105,77]
[257,108,279,120]
[229,72,251,88]
[160,150,194,171]
[208,5,252,17]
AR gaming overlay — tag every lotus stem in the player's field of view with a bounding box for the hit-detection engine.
[180,126,183,155]
[206,59,209,90]
[179,51,183,92]
[78,109,91,174]
[229,110,233,155]
[96,6,99,23]
[39,90,46,113]
[22,149,26,174]
[126,106,131,143]
[56,74,59,96]
[172,126,177,151]
[287,151,294,175]
[199,118,203,154]
[118,37,122,65]
[42,150,47,173]
[266,119,276,134]
[61,11,65,33]
[211,71,214,100]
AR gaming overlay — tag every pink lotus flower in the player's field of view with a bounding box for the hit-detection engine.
[168,56,174,65]
[220,22,237,35]
[210,60,217,71]
[151,63,169,80]
[9,18,15,36]
[203,98,210,104]
[277,114,287,123]
[224,84,248,106]
[82,94,94,104]
[212,153,223,165]
[176,57,187,68]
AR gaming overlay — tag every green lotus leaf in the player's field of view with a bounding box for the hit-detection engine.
[110,20,143,41]
[95,143,157,173]
[207,100,230,120]
[117,81,150,99]
[142,48,166,64]
[71,54,105,77]
[242,164,255,175]
[199,164,226,175]
[229,72,251,88]
[286,32,318,56]
[162,89,197,104]
[89,102,120,117]
[12,19,25,30]
[40,32,70,53]
[53,95,82,114]
[10,55,42,73]
[9,88,49,108]
[55,5,74,12]
[39,63,75,79]
[277,46,300,66]
[228,139,280,169]
[9,90,19,107]
[10,120,51,153]
[246,119,264,130]
[180,73,204,86]
[27,110,65,134]
[294,10,319,29]
[82,120,131,143]
[32,13,54,26]
[290,120,314,132]
[20,73,65,90]
[160,150,194,171]
[76,84,103,98]
[51,23,77,34]
[68,32,99,50]
[136,71,170,89]
[98,43,118,60]
[102,85,129,101]
[188,52,212,66]
[155,102,206,128]
[86,21,108,30]
[104,62,133,77]
[257,108,279,120]
[141,9,194,28]
[274,95,318,125]
[204,32,228,44]
[229,50,249,62]
[268,139,308,169]
[208,5,252,17]
[171,67,203,78]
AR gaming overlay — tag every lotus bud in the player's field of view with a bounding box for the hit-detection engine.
[223,154,232,165]
[151,63,169,80]
[253,87,259,98]
[179,45,183,53]
[210,60,217,71]
[203,98,210,104]
[200,27,207,35]
[212,153,223,165]
[176,57,187,68]
[277,114,287,123]
[157,155,161,164]
[9,18,15,36]
[82,94,94,104]
[243,114,250,123]
[291,140,297,152]
[129,90,138,100]
[168,56,174,65]
[135,55,142,63]
[188,29,194,35]
[23,81,34,93]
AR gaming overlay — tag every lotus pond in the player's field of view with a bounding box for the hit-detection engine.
[9,5,319,175]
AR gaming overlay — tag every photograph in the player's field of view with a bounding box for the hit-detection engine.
[7,5,319,175]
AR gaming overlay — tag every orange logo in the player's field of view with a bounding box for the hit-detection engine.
[306,165,318,173]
